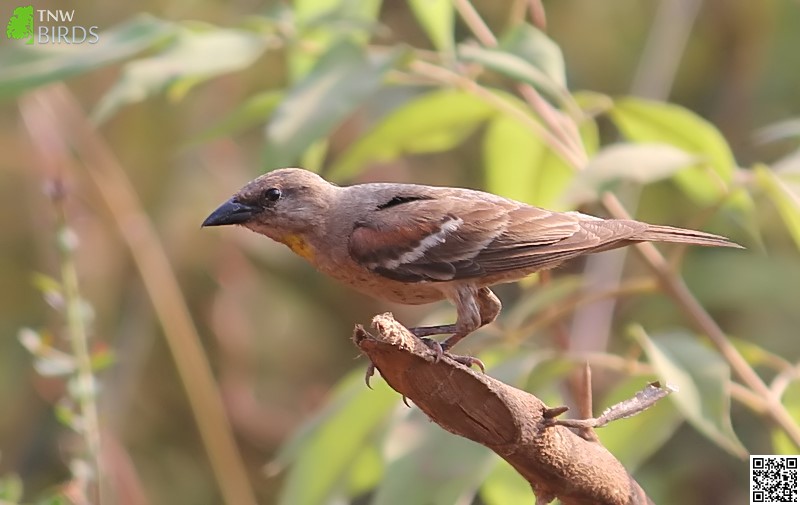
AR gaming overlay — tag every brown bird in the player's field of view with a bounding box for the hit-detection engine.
[203,168,741,368]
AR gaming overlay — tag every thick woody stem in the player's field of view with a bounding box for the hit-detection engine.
[354,313,655,505]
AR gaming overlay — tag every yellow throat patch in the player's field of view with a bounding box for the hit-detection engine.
[281,234,315,261]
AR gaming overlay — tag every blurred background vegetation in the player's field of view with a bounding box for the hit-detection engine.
[1,0,799,504]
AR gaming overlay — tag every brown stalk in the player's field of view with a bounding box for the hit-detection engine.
[448,0,800,449]
[356,313,654,505]
[22,86,258,505]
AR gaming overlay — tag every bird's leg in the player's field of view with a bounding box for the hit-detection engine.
[409,324,458,337]
[438,287,501,351]
[413,287,501,372]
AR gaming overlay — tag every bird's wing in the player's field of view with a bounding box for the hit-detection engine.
[347,194,642,282]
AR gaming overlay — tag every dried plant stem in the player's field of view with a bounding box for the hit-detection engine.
[408,61,585,169]
[601,195,800,447]
[22,86,258,505]
[56,202,104,501]
[449,0,800,448]
[452,0,497,46]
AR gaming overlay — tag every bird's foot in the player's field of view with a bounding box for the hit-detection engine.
[365,361,377,389]
[364,361,412,407]
[420,338,485,373]
[409,324,458,338]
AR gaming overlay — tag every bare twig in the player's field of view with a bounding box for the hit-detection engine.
[445,0,800,448]
[601,194,800,448]
[552,382,676,430]
[356,313,653,505]
[408,60,585,168]
[453,0,497,46]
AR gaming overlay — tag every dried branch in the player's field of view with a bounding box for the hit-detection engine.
[354,313,656,505]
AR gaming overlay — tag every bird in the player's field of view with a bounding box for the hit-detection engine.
[202,168,741,369]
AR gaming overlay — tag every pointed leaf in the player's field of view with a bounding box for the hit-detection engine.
[0,14,175,100]
[610,97,736,206]
[265,40,398,168]
[329,89,494,180]
[93,26,267,123]
[565,143,698,205]
[772,381,800,454]
[502,276,583,333]
[483,114,574,210]
[498,23,566,87]
[755,118,800,144]
[290,0,382,79]
[276,369,399,505]
[372,415,494,505]
[192,90,284,143]
[458,24,565,104]
[408,0,454,52]
[480,459,531,505]
[346,445,384,498]
[634,326,747,458]
[755,164,800,252]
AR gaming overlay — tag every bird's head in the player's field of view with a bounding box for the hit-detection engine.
[202,168,335,242]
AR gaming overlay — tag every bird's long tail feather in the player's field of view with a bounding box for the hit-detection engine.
[634,223,743,249]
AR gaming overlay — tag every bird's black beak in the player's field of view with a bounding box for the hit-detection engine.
[201,198,258,227]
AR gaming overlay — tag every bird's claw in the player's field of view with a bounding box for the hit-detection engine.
[420,338,484,372]
[365,361,376,389]
[420,337,444,362]
[450,354,486,373]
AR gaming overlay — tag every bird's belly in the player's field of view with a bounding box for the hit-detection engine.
[316,261,445,305]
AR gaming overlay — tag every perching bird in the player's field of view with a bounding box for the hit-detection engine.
[202,168,741,367]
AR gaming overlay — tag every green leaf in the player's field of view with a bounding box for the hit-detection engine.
[754,118,800,144]
[772,381,800,454]
[0,473,23,502]
[458,24,565,99]
[275,369,399,505]
[731,337,790,371]
[633,326,747,458]
[579,114,601,157]
[523,356,574,408]
[408,0,454,52]
[93,25,267,123]
[480,459,531,505]
[192,90,284,143]
[0,14,175,100]
[328,89,494,180]
[372,416,494,505]
[264,40,398,168]
[499,23,566,88]
[610,97,736,205]
[565,143,698,205]
[290,0,383,80]
[346,445,384,498]
[595,377,684,471]
[502,275,583,333]
[755,164,800,252]
[483,114,574,210]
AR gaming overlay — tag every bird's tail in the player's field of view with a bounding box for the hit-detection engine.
[632,223,743,249]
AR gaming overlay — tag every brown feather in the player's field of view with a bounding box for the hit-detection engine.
[347,193,740,283]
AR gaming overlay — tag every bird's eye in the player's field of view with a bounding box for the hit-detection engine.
[264,187,282,203]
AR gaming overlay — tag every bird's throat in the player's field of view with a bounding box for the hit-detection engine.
[280,233,315,261]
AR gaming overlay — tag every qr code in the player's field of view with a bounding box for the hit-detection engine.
[751,456,799,504]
